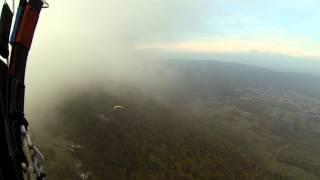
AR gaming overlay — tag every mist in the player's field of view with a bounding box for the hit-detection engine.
[25,0,216,123]
[24,0,320,124]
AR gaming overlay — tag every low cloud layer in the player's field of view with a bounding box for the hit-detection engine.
[25,0,216,122]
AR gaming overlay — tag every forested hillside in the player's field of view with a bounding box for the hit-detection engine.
[34,60,320,180]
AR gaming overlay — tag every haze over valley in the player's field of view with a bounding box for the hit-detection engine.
[31,60,320,180]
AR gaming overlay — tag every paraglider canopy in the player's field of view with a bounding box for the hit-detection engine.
[113,105,125,110]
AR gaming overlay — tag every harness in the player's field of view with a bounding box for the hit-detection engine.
[0,0,48,179]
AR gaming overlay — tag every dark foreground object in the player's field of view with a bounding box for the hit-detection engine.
[0,0,46,179]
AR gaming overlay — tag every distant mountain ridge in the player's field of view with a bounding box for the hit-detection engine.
[145,59,320,100]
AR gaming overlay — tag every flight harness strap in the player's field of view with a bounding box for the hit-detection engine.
[0,3,13,58]
[5,0,45,179]
[10,0,27,45]
[16,3,40,49]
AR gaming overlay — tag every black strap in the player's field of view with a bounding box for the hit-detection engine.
[0,3,13,59]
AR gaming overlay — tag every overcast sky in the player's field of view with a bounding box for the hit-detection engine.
[1,0,318,89]
[25,0,320,75]
[33,0,320,57]
[139,0,320,57]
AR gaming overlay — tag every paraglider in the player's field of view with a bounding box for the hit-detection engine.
[113,105,125,110]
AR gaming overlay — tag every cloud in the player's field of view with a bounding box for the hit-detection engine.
[24,0,217,122]
[137,34,320,59]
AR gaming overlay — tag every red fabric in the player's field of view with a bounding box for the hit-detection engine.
[16,4,40,49]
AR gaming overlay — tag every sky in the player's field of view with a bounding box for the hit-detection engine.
[135,0,320,74]
[36,0,320,74]
[138,0,320,57]
[16,0,320,76]
[0,0,318,93]
[1,0,319,71]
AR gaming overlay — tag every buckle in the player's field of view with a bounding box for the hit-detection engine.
[21,125,46,179]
